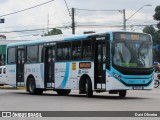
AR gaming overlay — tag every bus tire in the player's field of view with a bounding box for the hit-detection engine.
[27,78,36,95]
[119,90,127,98]
[27,77,43,95]
[85,78,93,98]
[154,80,160,88]
[56,89,71,95]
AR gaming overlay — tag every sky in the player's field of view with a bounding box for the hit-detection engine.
[0,0,159,40]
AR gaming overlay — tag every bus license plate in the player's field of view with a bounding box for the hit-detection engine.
[133,86,143,90]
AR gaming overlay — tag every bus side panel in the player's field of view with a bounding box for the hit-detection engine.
[6,65,16,87]
[106,72,126,90]
[66,62,78,90]
[24,63,44,89]
[55,62,94,90]
[55,62,70,89]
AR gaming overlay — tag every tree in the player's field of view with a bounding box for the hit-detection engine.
[143,25,158,43]
[44,28,63,36]
[143,5,160,62]
[153,5,160,29]
[143,26,160,62]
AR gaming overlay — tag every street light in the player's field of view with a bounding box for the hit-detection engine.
[123,4,152,31]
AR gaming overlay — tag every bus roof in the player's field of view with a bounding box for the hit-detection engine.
[7,33,97,47]
[7,31,150,47]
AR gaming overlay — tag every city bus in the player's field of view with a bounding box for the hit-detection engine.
[6,31,154,97]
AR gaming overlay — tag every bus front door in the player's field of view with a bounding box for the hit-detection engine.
[16,49,25,87]
[45,47,55,88]
[95,40,106,90]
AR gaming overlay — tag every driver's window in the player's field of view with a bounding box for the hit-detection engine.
[139,44,152,67]
[113,43,131,67]
[113,44,121,66]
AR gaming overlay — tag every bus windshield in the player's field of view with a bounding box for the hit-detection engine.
[112,40,152,68]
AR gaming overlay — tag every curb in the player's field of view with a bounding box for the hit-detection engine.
[0,86,26,90]
[0,86,17,89]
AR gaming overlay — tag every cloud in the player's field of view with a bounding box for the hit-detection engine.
[0,0,159,40]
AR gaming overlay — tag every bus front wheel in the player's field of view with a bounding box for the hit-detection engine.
[85,78,93,98]
[119,90,127,98]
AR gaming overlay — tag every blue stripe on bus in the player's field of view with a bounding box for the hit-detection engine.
[110,67,154,86]
[64,35,88,41]
[121,77,152,84]
[57,62,70,89]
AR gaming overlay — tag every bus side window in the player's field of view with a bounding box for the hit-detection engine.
[3,68,6,74]
[82,39,92,60]
[57,42,71,60]
[7,47,16,64]
[27,45,38,63]
[72,41,82,60]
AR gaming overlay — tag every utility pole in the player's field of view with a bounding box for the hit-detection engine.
[71,8,75,34]
[122,9,126,31]
[122,4,151,31]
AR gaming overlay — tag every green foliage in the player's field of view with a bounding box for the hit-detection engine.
[143,25,156,36]
[143,5,160,62]
[153,5,160,21]
[44,28,63,36]
[153,5,160,29]
[143,27,160,62]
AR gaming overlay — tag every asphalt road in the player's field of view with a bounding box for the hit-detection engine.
[0,87,160,120]
[0,87,160,111]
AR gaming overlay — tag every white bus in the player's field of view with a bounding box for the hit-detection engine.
[6,31,154,97]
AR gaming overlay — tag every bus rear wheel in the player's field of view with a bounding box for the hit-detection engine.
[56,89,71,95]
[27,78,43,95]
[119,90,127,98]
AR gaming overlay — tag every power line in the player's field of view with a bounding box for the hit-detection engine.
[75,8,122,12]
[0,0,55,18]
[63,0,72,19]
[0,26,70,34]
[1,24,156,34]
[0,22,71,30]
[76,24,157,28]
[7,34,39,38]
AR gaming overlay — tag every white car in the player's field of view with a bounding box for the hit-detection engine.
[0,66,7,86]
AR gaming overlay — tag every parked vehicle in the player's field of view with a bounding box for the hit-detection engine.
[0,66,7,86]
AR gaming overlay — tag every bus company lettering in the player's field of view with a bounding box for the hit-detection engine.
[56,68,65,73]
[78,69,89,75]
